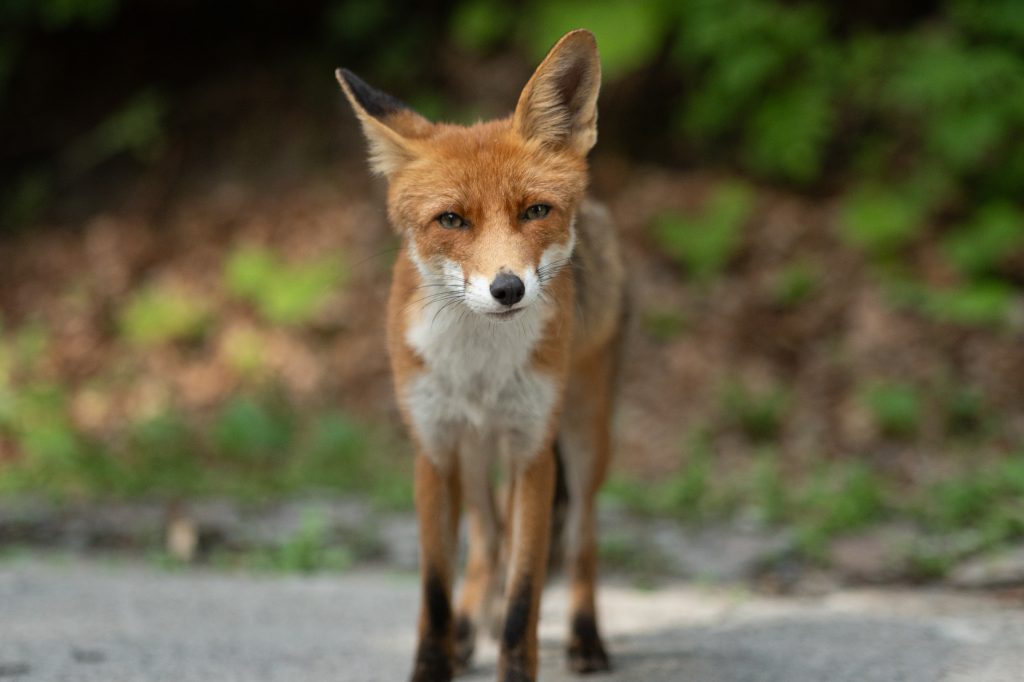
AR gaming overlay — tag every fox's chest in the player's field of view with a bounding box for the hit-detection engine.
[398,305,557,467]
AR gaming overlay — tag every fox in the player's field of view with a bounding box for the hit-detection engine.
[335,29,626,682]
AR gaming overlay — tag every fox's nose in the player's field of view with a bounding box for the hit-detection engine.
[490,273,525,307]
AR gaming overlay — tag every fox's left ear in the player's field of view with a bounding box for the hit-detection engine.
[513,29,601,156]
[335,68,431,176]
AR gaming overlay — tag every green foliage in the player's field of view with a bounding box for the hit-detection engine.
[642,308,687,341]
[118,283,210,346]
[69,90,165,171]
[950,0,1024,45]
[323,1,390,46]
[743,81,832,183]
[750,450,789,524]
[673,0,835,184]
[1,170,51,230]
[450,0,514,53]
[772,262,818,308]
[943,386,988,438]
[885,275,1016,328]
[601,431,714,519]
[212,396,294,463]
[225,246,346,326]
[720,380,788,443]
[652,182,753,280]
[840,187,927,257]
[919,281,1015,327]
[522,0,665,80]
[943,203,1024,277]
[920,459,1024,546]
[215,511,354,574]
[862,382,921,439]
[36,0,119,29]
[795,462,887,556]
[288,413,370,491]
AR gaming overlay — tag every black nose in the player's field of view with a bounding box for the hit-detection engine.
[489,272,525,307]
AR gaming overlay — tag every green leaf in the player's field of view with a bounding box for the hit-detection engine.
[522,0,665,80]
[118,284,210,346]
[225,246,346,326]
[863,382,921,438]
[943,203,1024,277]
[743,80,833,183]
[450,0,513,53]
[651,182,754,280]
[921,281,1015,327]
[839,186,926,257]
[213,397,293,462]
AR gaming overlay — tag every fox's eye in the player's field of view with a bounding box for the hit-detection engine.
[523,204,551,221]
[437,212,466,229]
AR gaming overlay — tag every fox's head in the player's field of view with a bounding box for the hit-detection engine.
[336,29,600,320]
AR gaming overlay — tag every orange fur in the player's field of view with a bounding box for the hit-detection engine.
[337,29,624,682]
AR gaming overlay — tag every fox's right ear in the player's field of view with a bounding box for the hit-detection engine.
[335,69,430,176]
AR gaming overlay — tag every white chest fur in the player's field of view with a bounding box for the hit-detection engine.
[401,298,557,469]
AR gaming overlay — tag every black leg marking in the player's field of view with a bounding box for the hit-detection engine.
[411,572,453,682]
[454,613,476,672]
[568,612,611,674]
[411,639,452,682]
[425,571,451,634]
[501,578,533,653]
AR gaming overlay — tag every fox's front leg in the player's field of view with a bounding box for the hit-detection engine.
[410,452,461,682]
[498,445,556,682]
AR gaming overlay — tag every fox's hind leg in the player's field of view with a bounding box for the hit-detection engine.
[559,347,616,673]
[453,439,502,673]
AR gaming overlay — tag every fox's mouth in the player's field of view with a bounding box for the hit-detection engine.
[487,308,524,320]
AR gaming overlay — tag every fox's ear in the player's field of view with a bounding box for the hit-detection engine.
[335,68,430,176]
[513,29,601,155]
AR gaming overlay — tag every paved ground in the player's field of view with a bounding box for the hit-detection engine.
[2,558,1024,681]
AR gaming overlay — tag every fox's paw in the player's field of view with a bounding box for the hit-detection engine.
[409,640,453,682]
[409,659,452,682]
[567,614,611,674]
[453,614,476,674]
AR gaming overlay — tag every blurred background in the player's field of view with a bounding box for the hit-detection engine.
[1,0,1023,581]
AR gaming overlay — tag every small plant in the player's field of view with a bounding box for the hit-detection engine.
[943,386,989,438]
[920,282,1015,328]
[212,396,294,464]
[247,511,353,573]
[118,283,211,346]
[743,80,833,184]
[750,450,789,524]
[795,462,887,556]
[772,262,818,308]
[225,246,346,326]
[862,381,921,439]
[651,182,754,280]
[720,380,789,443]
[943,202,1024,277]
[839,186,926,258]
[642,308,687,341]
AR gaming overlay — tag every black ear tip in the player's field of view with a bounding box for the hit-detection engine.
[335,68,410,119]
[336,67,357,85]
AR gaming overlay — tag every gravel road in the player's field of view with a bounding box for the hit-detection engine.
[2,557,1023,681]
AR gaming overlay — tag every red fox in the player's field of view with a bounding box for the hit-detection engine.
[336,29,626,682]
